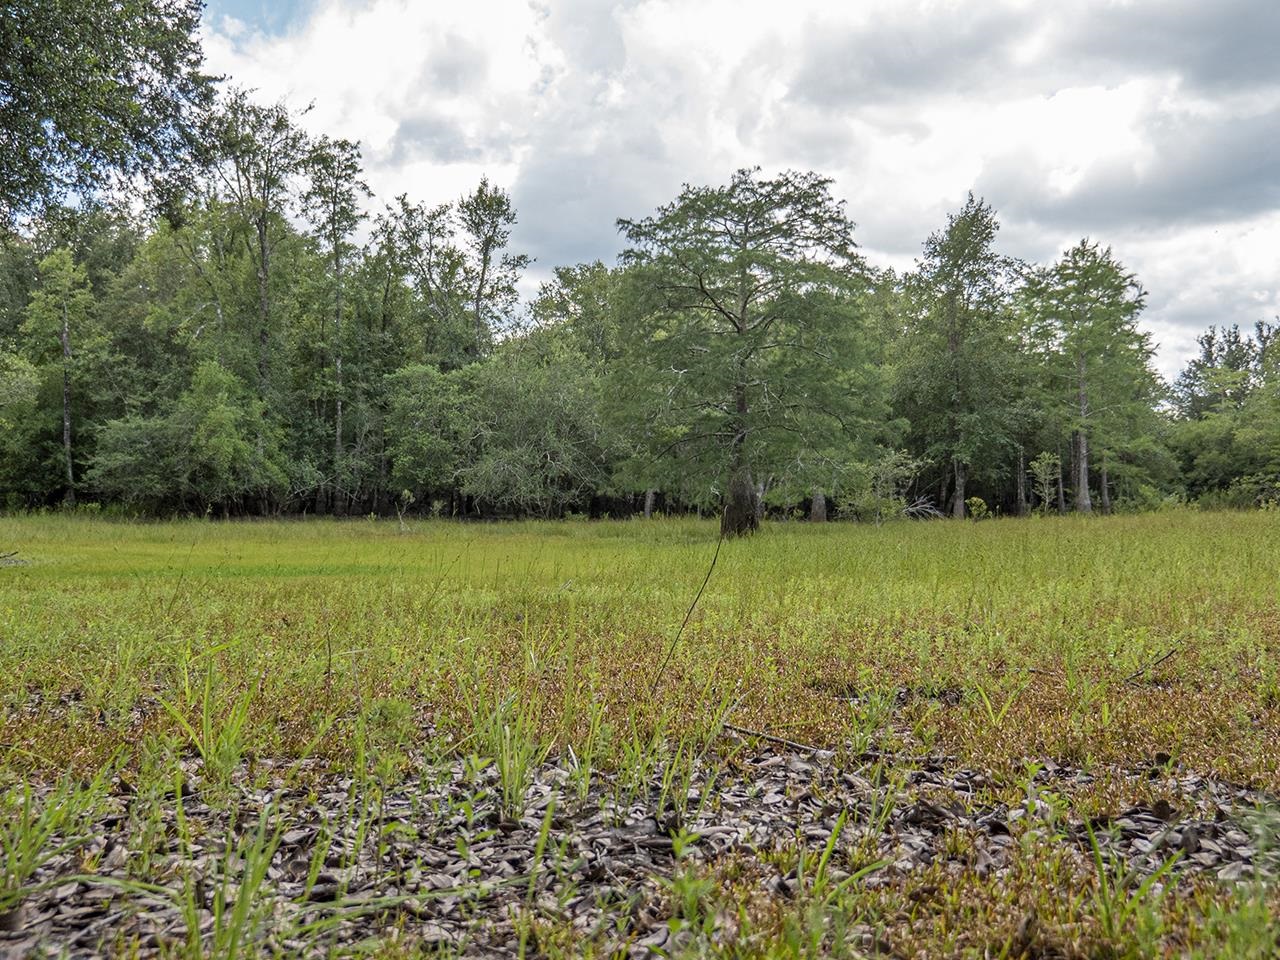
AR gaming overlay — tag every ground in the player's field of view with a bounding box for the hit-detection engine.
[1,512,1278,957]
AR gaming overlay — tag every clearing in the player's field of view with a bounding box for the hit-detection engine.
[1,513,1278,957]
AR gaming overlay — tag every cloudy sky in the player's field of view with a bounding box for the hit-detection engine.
[202,0,1280,378]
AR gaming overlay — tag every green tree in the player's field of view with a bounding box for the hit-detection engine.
[530,261,621,364]
[0,351,37,416]
[385,364,468,505]
[458,329,614,518]
[92,361,288,512]
[1170,321,1279,503]
[21,248,93,503]
[0,0,211,218]
[387,179,529,369]
[1173,323,1272,419]
[87,412,181,509]
[208,89,311,401]
[895,195,1019,518]
[303,136,370,507]
[172,361,286,510]
[1024,240,1157,512]
[457,177,530,358]
[615,168,873,537]
[1029,451,1060,515]
[385,195,467,366]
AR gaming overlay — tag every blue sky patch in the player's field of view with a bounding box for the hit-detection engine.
[206,0,309,36]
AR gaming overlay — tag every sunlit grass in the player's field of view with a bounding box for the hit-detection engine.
[3,510,1279,956]
[2,511,1279,785]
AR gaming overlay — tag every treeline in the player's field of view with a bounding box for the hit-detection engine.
[2,75,1277,529]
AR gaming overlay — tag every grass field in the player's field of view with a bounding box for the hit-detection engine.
[2,513,1279,956]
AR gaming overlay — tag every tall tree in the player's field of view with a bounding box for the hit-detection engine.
[615,168,871,537]
[1170,320,1277,502]
[208,89,310,402]
[1025,240,1153,513]
[21,247,93,503]
[387,195,465,365]
[457,177,530,359]
[303,136,369,508]
[531,262,621,365]
[0,0,211,219]
[386,180,529,369]
[895,194,1019,517]
[1173,322,1272,419]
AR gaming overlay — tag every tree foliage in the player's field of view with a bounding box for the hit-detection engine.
[895,195,1020,517]
[614,168,879,535]
[0,0,211,219]
[0,8,1271,521]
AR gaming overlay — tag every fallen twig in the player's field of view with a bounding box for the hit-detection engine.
[650,527,725,696]
[1124,647,1180,686]
[721,722,825,754]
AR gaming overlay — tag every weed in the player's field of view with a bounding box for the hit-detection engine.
[0,772,106,914]
[466,693,549,819]
[1086,820,1179,948]
[157,662,252,793]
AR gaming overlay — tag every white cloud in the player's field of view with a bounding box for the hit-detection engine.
[202,0,1280,378]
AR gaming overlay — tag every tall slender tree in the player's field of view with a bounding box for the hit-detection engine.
[385,184,527,370]
[457,177,530,358]
[21,248,93,503]
[1025,240,1153,512]
[895,194,1019,517]
[304,136,369,508]
[208,90,310,403]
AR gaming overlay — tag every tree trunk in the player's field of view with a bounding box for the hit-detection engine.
[950,459,966,518]
[256,216,271,398]
[721,375,758,537]
[1056,455,1066,515]
[376,449,389,515]
[1074,430,1092,513]
[1015,447,1027,517]
[471,236,493,358]
[1074,355,1092,513]
[1099,458,1112,515]
[333,241,344,514]
[643,488,656,519]
[810,487,827,523]
[721,464,759,537]
[755,480,766,521]
[253,215,271,477]
[60,297,75,506]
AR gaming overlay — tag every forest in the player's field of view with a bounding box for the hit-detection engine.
[3,10,1276,535]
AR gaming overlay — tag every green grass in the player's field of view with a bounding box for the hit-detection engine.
[2,511,1280,956]
[4,511,1278,784]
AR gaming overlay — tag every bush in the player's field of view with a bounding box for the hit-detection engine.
[835,451,924,525]
[965,497,989,520]
[1112,482,1166,513]
[1198,475,1280,511]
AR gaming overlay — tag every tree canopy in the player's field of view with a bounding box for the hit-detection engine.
[0,8,1273,524]
[1,0,212,220]
[613,168,881,535]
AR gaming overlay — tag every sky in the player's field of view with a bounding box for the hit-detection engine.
[200,0,1280,379]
